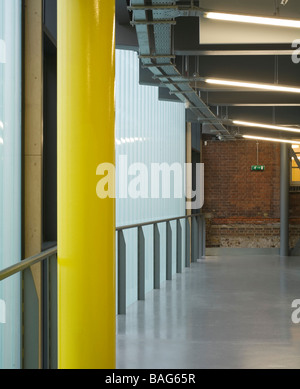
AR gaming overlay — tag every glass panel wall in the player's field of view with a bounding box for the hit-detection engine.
[0,0,22,369]
[115,49,186,307]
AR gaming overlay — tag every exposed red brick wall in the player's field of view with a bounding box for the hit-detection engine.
[290,193,300,218]
[202,139,300,248]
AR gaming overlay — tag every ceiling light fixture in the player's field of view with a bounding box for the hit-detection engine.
[243,135,300,144]
[205,78,300,94]
[204,12,300,29]
[233,120,300,133]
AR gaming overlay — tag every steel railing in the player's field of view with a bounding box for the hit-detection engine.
[0,246,57,369]
[116,213,205,314]
[0,246,57,281]
[0,213,205,368]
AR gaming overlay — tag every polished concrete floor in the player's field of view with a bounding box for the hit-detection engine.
[116,255,300,369]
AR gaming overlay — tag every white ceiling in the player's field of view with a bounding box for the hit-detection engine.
[198,0,300,18]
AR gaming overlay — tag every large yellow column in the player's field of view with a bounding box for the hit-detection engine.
[57,0,116,369]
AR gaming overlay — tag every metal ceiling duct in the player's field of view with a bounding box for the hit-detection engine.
[129,0,236,140]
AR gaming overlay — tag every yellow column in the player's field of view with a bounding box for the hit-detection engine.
[57,0,116,369]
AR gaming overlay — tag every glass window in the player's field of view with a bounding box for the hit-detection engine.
[291,144,300,186]
[0,0,22,369]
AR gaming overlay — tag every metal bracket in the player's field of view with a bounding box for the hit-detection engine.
[128,4,205,18]
[141,63,176,69]
[139,54,176,59]
[169,90,196,95]
[130,20,176,26]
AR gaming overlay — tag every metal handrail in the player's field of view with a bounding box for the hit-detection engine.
[116,212,205,314]
[0,246,57,281]
[0,214,203,281]
[116,212,202,231]
[0,213,205,367]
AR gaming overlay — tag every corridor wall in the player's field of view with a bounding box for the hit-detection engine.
[0,0,22,369]
[115,49,186,307]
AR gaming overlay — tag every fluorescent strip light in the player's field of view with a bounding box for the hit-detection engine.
[243,135,300,144]
[205,12,300,28]
[233,120,300,134]
[205,78,300,94]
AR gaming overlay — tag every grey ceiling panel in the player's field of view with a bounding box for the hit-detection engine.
[116,0,300,141]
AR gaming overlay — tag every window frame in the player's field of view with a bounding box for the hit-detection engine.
[290,146,300,186]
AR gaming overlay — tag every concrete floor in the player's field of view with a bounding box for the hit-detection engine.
[116,255,300,369]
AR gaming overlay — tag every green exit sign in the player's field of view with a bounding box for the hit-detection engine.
[251,165,265,171]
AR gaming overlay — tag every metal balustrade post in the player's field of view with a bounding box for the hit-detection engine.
[176,219,182,273]
[42,253,58,369]
[202,216,206,258]
[153,223,160,289]
[138,227,145,300]
[166,221,172,280]
[23,267,40,369]
[118,230,126,315]
[42,257,50,369]
[185,217,191,267]
[191,217,194,263]
[49,253,58,369]
[198,215,203,261]
[191,216,198,263]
